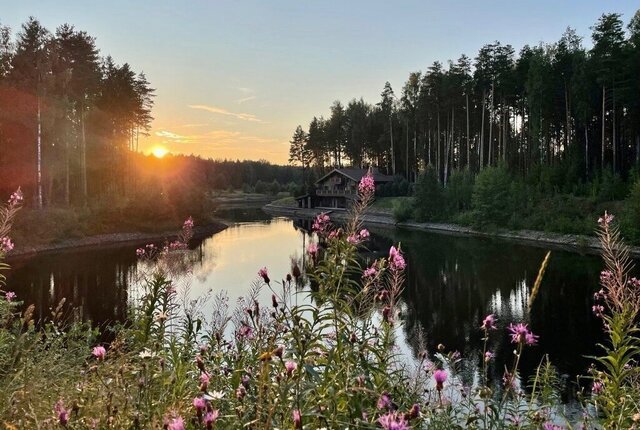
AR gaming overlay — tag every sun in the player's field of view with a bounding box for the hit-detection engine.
[151,146,169,158]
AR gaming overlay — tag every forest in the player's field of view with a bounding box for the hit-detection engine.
[290,12,640,186]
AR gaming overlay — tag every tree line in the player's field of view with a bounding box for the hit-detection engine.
[0,17,154,207]
[290,11,640,187]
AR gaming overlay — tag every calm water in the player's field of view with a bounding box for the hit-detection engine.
[5,208,609,393]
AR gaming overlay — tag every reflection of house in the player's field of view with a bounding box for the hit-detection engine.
[296,168,393,209]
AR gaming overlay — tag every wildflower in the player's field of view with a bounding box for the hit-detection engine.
[136,248,145,257]
[592,380,603,395]
[4,291,16,302]
[346,234,360,245]
[199,373,210,391]
[481,314,497,330]
[167,416,185,430]
[434,369,447,391]
[484,351,494,362]
[292,409,302,429]
[92,346,106,360]
[312,213,331,233]
[274,344,284,358]
[597,212,614,226]
[377,392,391,409]
[236,385,246,400]
[258,267,270,284]
[0,236,14,253]
[407,403,420,419]
[543,423,565,430]
[358,228,370,239]
[388,246,406,272]
[363,264,377,278]
[358,170,375,196]
[193,396,206,411]
[55,400,68,426]
[272,294,278,308]
[307,242,319,258]
[238,324,253,339]
[502,370,516,390]
[592,305,605,318]
[183,217,194,229]
[378,412,408,430]
[292,263,301,279]
[8,188,23,206]
[204,410,219,428]
[382,306,394,324]
[285,360,297,376]
[507,322,538,346]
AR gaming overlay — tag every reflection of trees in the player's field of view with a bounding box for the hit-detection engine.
[369,228,607,388]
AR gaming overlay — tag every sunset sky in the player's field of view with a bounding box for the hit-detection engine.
[3,1,638,165]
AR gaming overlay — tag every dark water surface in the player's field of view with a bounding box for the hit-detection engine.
[5,208,609,393]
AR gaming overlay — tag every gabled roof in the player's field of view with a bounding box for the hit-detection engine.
[315,168,394,184]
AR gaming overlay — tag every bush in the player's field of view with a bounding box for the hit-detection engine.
[471,165,512,228]
[445,169,474,213]
[392,198,414,222]
[414,167,444,221]
[621,179,640,243]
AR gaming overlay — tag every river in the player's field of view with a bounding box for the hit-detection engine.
[4,208,609,398]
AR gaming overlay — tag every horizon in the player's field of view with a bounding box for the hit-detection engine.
[2,0,638,165]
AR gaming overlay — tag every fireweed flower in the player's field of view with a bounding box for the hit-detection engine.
[597,212,614,226]
[592,380,603,395]
[484,351,494,362]
[183,217,194,229]
[378,412,409,430]
[92,346,106,360]
[54,400,69,426]
[363,264,377,278]
[307,242,319,259]
[358,228,370,239]
[312,213,331,234]
[434,369,447,391]
[358,170,375,196]
[8,188,23,206]
[258,267,270,284]
[346,234,360,245]
[377,392,391,409]
[592,305,605,318]
[507,323,538,346]
[481,314,497,330]
[388,246,406,272]
[4,291,16,302]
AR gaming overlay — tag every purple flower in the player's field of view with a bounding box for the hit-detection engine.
[407,403,420,419]
[484,351,494,362]
[346,234,360,245]
[92,346,106,360]
[543,423,565,430]
[236,385,246,400]
[592,380,603,395]
[4,291,16,302]
[358,229,370,239]
[238,324,253,339]
[8,188,23,206]
[377,391,391,409]
[358,170,376,196]
[193,396,206,411]
[0,236,14,253]
[363,264,377,278]
[183,217,194,229]
[312,213,331,234]
[592,305,605,318]
[507,322,538,346]
[285,360,297,376]
[54,400,68,426]
[258,267,270,284]
[388,246,406,272]
[307,242,319,258]
[434,369,447,391]
[292,409,302,429]
[204,410,219,428]
[378,412,409,430]
[167,417,185,430]
[481,314,497,330]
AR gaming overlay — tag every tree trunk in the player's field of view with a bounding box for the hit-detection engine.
[564,80,571,150]
[601,85,605,172]
[36,96,43,209]
[466,93,470,170]
[480,91,486,170]
[437,110,441,180]
[585,126,589,177]
[488,82,494,166]
[389,115,395,176]
[612,87,616,173]
[81,105,88,207]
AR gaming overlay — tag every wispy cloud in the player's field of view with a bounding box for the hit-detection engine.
[155,130,186,140]
[188,104,264,123]
[236,95,256,104]
[237,87,253,94]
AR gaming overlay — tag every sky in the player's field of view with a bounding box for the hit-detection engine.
[2,1,638,165]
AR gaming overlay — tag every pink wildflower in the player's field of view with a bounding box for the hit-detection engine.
[167,416,185,430]
[54,400,68,426]
[258,267,270,284]
[434,369,447,391]
[312,213,331,233]
[597,212,614,226]
[285,360,297,376]
[358,228,370,239]
[484,351,494,362]
[507,322,538,346]
[92,346,106,360]
[346,234,359,245]
[292,409,302,429]
[0,236,14,253]
[592,305,605,318]
[407,403,420,419]
[4,291,16,302]
[592,380,603,395]
[378,412,409,430]
[199,372,210,390]
[8,188,23,206]
[363,264,377,278]
[204,410,219,428]
[543,423,565,430]
[183,217,194,229]
[358,170,375,196]
[389,246,406,272]
[307,242,319,258]
[193,396,206,411]
[377,392,391,409]
[136,248,145,257]
[481,314,497,330]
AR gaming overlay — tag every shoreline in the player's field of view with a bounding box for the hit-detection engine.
[263,203,638,257]
[7,221,228,260]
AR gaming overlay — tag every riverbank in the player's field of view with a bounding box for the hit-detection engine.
[263,203,638,257]
[8,222,228,259]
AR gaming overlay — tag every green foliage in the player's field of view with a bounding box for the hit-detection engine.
[414,167,444,221]
[621,179,640,242]
[445,170,474,213]
[471,165,512,227]
[392,198,414,222]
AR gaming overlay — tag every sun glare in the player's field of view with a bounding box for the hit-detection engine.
[152,146,168,158]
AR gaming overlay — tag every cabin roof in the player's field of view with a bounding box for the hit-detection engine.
[315,168,394,185]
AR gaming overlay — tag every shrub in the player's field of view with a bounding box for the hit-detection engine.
[392,198,414,222]
[471,165,512,228]
[414,167,444,221]
[445,169,474,213]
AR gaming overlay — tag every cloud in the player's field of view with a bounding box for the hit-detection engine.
[236,95,256,104]
[237,87,253,94]
[155,130,185,139]
[188,104,264,123]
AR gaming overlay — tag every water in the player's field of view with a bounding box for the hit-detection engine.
[4,208,608,395]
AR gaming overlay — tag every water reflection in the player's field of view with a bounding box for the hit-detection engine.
[5,211,611,393]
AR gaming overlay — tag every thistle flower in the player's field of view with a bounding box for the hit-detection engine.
[204,410,219,428]
[167,416,185,430]
[378,412,408,430]
[285,360,297,376]
[292,409,302,429]
[54,400,68,426]
[258,267,270,284]
[199,373,210,391]
[407,403,420,419]
[4,291,16,302]
[272,294,279,308]
[481,314,497,330]
[358,170,375,196]
[377,392,391,409]
[507,322,538,346]
[193,396,206,411]
[92,346,106,360]
[434,369,447,391]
